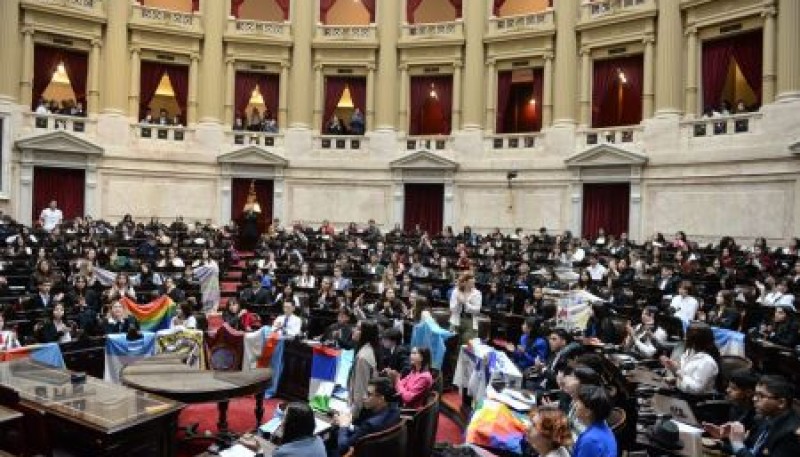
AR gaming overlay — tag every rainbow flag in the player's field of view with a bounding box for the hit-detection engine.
[0,343,65,369]
[121,295,177,332]
[466,400,529,454]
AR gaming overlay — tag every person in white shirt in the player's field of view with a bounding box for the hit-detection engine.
[169,303,197,330]
[449,272,482,341]
[272,299,303,338]
[39,200,63,232]
[624,306,668,358]
[660,322,719,394]
[670,281,699,327]
[294,263,316,289]
[585,256,607,281]
[757,279,795,310]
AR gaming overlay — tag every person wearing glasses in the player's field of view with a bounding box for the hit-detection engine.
[704,375,800,457]
[335,377,400,457]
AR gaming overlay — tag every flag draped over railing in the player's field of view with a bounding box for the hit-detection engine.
[121,296,177,332]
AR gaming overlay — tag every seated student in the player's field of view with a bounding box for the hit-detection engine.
[705,290,742,330]
[506,316,549,371]
[386,346,434,409]
[272,299,302,338]
[537,328,577,390]
[37,303,74,344]
[708,375,800,457]
[162,277,186,304]
[572,385,617,457]
[323,307,355,349]
[239,275,272,306]
[762,305,799,348]
[670,281,699,327]
[169,302,197,329]
[555,366,603,438]
[526,406,573,457]
[660,321,720,395]
[335,377,401,457]
[379,327,410,375]
[623,306,667,358]
[723,370,758,431]
[273,402,326,457]
[0,311,21,350]
[104,301,137,334]
[222,298,257,332]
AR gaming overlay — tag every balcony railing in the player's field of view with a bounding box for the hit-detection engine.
[25,113,96,136]
[485,133,542,150]
[579,125,643,148]
[681,112,762,138]
[25,0,104,15]
[580,0,652,21]
[401,20,464,41]
[228,130,283,148]
[130,3,202,34]
[404,135,452,152]
[488,10,554,35]
[133,124,191,142]
[316,24,377,42]
[315,135,367,151]
[227,18,291,41]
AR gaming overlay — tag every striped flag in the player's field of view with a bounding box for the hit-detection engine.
[121,296,177,332]
[0,343,65,368]
[309,345,341,413]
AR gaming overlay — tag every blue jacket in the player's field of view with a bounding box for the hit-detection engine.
[337,405,401,455]
[573,421,617,457]
[512,334,549,370]
[273,436,326,457]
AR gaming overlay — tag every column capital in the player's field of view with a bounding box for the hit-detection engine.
[367,63,377,71]
[642,34,655,45]
[486,57,496,66]
[453,60,463,69]
[225,57,235,65]
[542,52,554,61]
[761,6,777,18]
[399,63,409,71]
[189,52,200,62]
[685,26,697,36]
[21,26,34,36]
[313,62,323,71]
[579,46,591,56]
[280,61,291,69]
[129,46,141,54]
[91,38,103,48]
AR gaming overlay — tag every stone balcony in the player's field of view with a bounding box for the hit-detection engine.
[129,3,203,37]
[314,24,378,48]
[484,133,543,151]
[576,125,644,151]
[399,20,465,47]
[486,9,555,39]
[21,0,106,20]
[579,0,655,24]
[225,18,292,45]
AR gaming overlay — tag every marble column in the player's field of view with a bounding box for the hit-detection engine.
[542,53,553,127]
[375,0,399,130]
[128,48,141,119]
[223,58,235,127]
[552,0,578,125]
[278,62,289,131]
[366,64,376,132]
[19,27,34,108]
[0,0,21,103]
[684,27,698,117]
[398,65,409,134]
[462,0,486,130]
[312,64,323,132]
[198,0,226,123]
[654,0,682,115]
[288,0,314,128]
[187,54,200,124]
[642,36,655,119]
[485,59,496,132]
[579,49,591,127]
[761,6,776,104]
[452,63,462,131]
[87,39,102,116]
[777,0,800,100]
[102,0,129,114]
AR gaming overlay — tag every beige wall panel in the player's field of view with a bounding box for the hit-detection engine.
[458,186,566,232]
[288,183,390,226]
[326,0,370,25]
[102,173,217,222]
[645,181,795,240]
[500,0,550,17]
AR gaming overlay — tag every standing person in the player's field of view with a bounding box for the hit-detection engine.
[39,200,63,232]
[449,272,482,342]
[240,181,262,251]
[349,319,379,418]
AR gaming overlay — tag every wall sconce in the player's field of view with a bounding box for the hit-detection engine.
[429,83,438,99]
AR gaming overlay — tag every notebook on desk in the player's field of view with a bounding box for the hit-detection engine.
[650,393,700,427]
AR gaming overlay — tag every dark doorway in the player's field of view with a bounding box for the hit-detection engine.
[582,183,630,238]
[404,183,444,235]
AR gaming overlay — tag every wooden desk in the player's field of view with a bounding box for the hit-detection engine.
[0,359,183,457]
[277,340,313,401]
[121,360,271,432]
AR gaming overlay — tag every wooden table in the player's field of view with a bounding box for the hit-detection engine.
[121,359,272,433]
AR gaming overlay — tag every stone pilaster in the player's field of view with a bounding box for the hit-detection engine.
[462,0,486,130]
[654,0,682,116]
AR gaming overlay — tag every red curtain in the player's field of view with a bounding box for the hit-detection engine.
[192,0,199,12]
[275,0,290,20]
[322,76,348,130]
[531,67,543,131]
[139,61,167,120]
[409,75,453,135]
[448,0,463,18]
[582,183,630,239]
[234,72,280,121]
[347,77,367,118]
[730,30,763,103]
[164,64,189,120]
[492,0,507,16]
[361,0,376,22]
[231,0,245,17]
[319,0,337,23]
[407,0,424,22]
[32,46,88,110]
[259,73,280,120]
[496,71,512,133]
[60,50,88,106]
[592,55,643,127]
[231,179,274,233]
[702,37,734,112]
[33,167,85,224]
[404,184,444,235]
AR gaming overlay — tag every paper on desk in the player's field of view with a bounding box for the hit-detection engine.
[486,385,533,411]
[315,416,332,434]
[219,444,256,457]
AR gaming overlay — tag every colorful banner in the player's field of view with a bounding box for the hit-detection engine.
[121,295,177,332]
[0,343,65,369]
[309,345,341,413]
[104,332,156,384]
[155,328,205,369]
[466,400,529,454]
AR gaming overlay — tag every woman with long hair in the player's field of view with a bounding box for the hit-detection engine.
[386,346,434,408]
[660,321,720,394]
[273,402,326,457]
[764,305,799,348]
[507,317,549,370]
[349,319,379,417]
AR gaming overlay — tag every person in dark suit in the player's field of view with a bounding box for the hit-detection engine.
[239,275,272,306]
[323,307,355,349]
[724,370,758,432]
[331,266,352,292]
[655,265,681,297]
[709,375,800,457]
[29,280,59,310]
[379,328,410,375]
[335,377,401,456]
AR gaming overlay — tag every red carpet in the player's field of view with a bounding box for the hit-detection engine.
[220,282,239,293]
[176,396,463,456]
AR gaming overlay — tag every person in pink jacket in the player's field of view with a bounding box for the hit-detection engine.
[386,346,434,408]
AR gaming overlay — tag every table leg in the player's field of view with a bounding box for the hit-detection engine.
[254,393,265,426]
[217,400,229,432]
